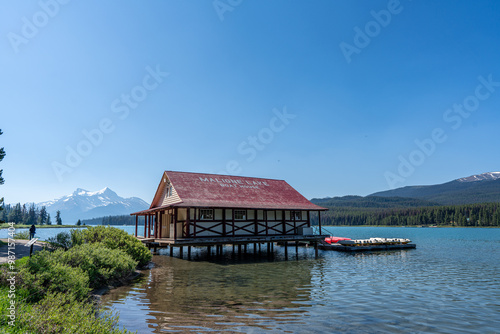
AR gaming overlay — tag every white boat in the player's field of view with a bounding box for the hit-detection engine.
[338,237,411,246]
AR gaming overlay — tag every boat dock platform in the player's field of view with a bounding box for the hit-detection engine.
[137,234,329,259]
[319,243,416,252]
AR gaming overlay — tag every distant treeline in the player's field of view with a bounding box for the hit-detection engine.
[311,202,500,227]
[311,195,439,208]
[83,215,144,226]
[0,203,63,225]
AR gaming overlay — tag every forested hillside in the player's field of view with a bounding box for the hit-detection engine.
[311,195,439,208]
[311,202,500,227]
[371,178,500,205]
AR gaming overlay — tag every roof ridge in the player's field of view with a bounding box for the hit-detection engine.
[165,170,286,182]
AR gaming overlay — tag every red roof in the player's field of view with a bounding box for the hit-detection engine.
[135,171,327,214]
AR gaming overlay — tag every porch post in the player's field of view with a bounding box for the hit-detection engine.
[282,210,286,235]
[254,209,258,236]
[186,208,191,238]
[135,215,138,237]
[148,215,151,238]
[144,215,147,237]
[222,208,226,236]
[318,211,322,235]
[154,212,158,238]
[158,210,163,238]
[265,210,268,236]
[232,209,235,237]
[174,208,178,240]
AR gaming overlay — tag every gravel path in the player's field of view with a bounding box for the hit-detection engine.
[0,238,45,264]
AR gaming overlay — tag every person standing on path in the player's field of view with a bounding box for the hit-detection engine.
[29,224,36,239]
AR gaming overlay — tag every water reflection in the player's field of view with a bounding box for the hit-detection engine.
[102,250,318,333]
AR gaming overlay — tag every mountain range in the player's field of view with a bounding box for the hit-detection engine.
[312,172,500,208]
[37,187,149,224]
[33,171,500,225]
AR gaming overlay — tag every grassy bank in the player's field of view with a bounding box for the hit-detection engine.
[0,223,88,229]
[0,226,152,333]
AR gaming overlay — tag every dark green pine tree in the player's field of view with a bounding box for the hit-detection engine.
[21,204,28,224]
[46,213,52,225]
[27,203,37,225]
[8,203,22,224]
[0,129,5,223]
[38,206,48,225]
[56,210,62,225]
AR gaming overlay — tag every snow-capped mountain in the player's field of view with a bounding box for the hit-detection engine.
[370,171,500,205]
[457,172,500,182]
[37,187,149,224]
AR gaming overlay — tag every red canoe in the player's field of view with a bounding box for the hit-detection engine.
[325,236,351,244]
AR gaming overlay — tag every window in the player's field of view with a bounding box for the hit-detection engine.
[165,182,173,197]
[200,209,213,220]
[234,210,246,220]
[292,211,302,220]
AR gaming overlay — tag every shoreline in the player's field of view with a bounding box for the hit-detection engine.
[92,270,144,300]
[0,224,88,229]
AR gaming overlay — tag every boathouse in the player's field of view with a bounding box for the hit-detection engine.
[131,171,328,255]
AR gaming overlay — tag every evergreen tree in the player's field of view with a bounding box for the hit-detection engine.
[21,204,28,224]
[0,204,6,223]
[56,210,62,225]
[27,203,37,225]
[76,219,81,226]
[8,203,22,224]
[38,206,48,225]
[46,213,52,225]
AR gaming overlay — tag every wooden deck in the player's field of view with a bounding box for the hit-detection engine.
[137,234,329,260]
[319,243,417,252]
[137,234,328,247]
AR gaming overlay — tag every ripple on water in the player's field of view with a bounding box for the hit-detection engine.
[101,228,500,333]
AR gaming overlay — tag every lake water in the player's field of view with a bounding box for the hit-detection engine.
[95,226,500,334]
[2,226,498,333]
[0,225,141,240]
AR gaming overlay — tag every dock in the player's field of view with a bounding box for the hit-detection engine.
[137,234,329,259]
[319,243,416,252]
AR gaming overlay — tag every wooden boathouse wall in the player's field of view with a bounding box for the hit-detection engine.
[135,207,320,239]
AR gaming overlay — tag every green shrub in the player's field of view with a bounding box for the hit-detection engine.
[16,250,90,302]
[0,226,144,334]
[46,231,72,250]
[15,230,30,240]
[0,288,133,334]
[0,286,30,331]
[71,226,151,267]
[52,243,137,288]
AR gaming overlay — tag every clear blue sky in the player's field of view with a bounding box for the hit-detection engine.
[1,0,500,204]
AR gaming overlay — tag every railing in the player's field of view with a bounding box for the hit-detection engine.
[311,226,336,236]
